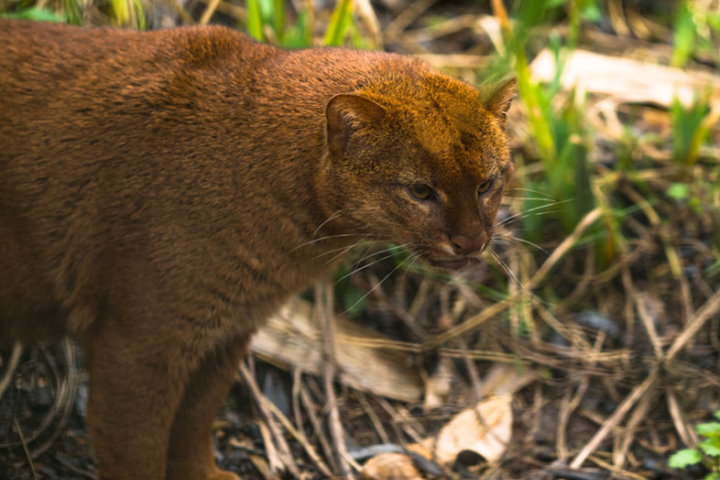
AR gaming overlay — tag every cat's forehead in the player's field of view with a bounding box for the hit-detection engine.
[411,108,506,183]
[411,74,506,176]
[360,71,508,181]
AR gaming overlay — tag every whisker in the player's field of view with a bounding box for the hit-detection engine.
[490,238,512,249]
[487,248,532,296]
[498,199,573,226]
[321,241,361,265]
[312,209,345,238]
[511,196,562,202]
[355,242,409,263]
[510,187,557,199]
[313,242,361,260]
[291,232,367,252]
[507,235,546,253]
[341,251,415,315]
[492,233,547,253]
[336,243,414,283]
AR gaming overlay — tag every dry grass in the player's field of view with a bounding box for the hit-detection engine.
[1,0,719,479]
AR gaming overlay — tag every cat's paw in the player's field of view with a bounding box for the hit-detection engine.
[207,469,241,480]
[167,466,240,480]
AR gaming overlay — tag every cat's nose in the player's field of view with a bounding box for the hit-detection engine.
[450,234,484,256]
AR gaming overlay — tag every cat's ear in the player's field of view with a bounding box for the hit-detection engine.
[485,78,517,122]
[326,94,385,158]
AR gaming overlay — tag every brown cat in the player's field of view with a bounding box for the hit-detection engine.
[0,19,515,480]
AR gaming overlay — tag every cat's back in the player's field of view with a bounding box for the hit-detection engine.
[0,20,277,192]
[0,20,276,143]
[0,19,271,75]
[1,20,274,104]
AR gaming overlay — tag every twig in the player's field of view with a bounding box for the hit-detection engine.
[317,280,354,478]
[569,370,658,469]
[199,0,221,25]
[586,454,647,480]
[194,0,246,23]
[620,183,695,330]
[356,392,391,445]
[0,342,22,400]
[30,341,78,457]
[413,53,489,70]
[384,0,439,39]
[612,387,656,471]
[255,421,282,474]
[526,208,603,290]
[665,388,698,447]
[556,332,599,461]
[375,398,426,445]
[261,388,333,477]
[55,454,97,479]
[635,293,665,360]
[508,246,521,339]
[13,420,38,480]
[239,363,300,477]
[667,288,720,361]
[300,383,338,473]
[401,14,478,43]
[490,0,511,35]
[291,368,304,437]
[354,0,383,49]
[621,266,637,357]
[40,340,78,457]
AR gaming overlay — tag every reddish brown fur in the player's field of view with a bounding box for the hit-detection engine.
[0,19,515,479]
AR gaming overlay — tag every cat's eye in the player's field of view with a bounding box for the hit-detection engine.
[477,178,495,196]
[408,183,435,201]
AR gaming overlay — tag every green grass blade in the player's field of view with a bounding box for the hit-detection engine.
[672,2,696,68]
[1,6,66,22]
[133,0,146,29]
[61,0,83,24]
[272,0,285,43]
[671,93,713,167]
[323,0,354,46]
[246,0,264,41]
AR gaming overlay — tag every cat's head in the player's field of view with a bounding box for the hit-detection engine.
[316,73,516,271]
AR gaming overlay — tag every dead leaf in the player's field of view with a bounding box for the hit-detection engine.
[422,355,454,411]
[530,49,720,108]
[361,452,425,480]
[415,365,534,466]
[421,394,513,465]
[251,299,422,402]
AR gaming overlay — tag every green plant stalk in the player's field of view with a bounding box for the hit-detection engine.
[272,0,285,44]
[61,0,82,24]
[515,49,556,163]
[110,0,129,26]
[671,94,713,167]
[246,0,264,42]
[133,0,146,29]
[566,0,581,50]
[593,178,624,266]
[322,0,354,46]
[672,1,696,68]
[303,0,314,46]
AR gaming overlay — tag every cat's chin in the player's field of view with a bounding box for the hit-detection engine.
[427,256,480,271]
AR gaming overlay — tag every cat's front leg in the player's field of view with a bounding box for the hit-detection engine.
[83,310,222,480]
[166,333,251,480]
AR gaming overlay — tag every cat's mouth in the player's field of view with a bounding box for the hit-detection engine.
[427,256,480,271]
